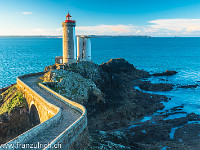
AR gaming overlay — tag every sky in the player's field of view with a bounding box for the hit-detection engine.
[1,0,200,36]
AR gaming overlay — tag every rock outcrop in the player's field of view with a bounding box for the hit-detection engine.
[42,69,105,106]
[43,59,200,149]
[178,84,199,89]
[138,81,173,91]
[89,109,200,150]
[43,59,166,132]
[0,85,31,144]
[152,70,178,76]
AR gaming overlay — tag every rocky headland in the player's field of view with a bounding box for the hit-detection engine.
[1,58,200,150]
[43,58,200,150]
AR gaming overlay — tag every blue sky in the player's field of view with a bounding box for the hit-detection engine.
[1,0,200,36]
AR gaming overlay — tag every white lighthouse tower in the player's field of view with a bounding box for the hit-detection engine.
[62,12,76,64]
[55,12,92,65]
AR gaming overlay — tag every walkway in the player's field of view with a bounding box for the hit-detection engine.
[21,75,81,149]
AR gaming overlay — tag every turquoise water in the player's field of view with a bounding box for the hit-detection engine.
[0,37,200,114]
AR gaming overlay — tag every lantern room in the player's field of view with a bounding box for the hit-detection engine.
[65,13,76,23]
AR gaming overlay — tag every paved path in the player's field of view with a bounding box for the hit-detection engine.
[21,75,81,149]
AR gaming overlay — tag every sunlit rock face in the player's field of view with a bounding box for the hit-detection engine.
[43,69,105,105]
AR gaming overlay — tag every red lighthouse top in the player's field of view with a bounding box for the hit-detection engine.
[65,12,76,23]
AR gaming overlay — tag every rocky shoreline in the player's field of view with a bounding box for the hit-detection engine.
[1,58,200,149]
[43,58,200,149]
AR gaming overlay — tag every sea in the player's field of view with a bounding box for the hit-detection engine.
[0,37,200,116]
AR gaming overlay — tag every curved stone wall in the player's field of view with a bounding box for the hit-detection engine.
[0,72,61,150]
[38,83,88,149]
[0,72,88,150]
[17,77,59,123]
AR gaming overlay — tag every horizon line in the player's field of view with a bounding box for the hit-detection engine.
[0,35,200,38]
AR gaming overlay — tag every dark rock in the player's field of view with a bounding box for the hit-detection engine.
[178,84,199,89]
[89,111,200,150]
[138,81,173,91]
[0,108,31,144]
[152,70,178,76]
[99,58,150,79]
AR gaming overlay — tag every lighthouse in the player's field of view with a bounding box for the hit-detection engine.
[62,12,76,64]
[55,12,92,65]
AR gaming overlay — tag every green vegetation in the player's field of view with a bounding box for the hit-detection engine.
[0,85,27,115]
[50,86,63,93]
[71,88,78,95]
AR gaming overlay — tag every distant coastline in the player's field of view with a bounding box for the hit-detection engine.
[0,36,62,38]
[0,35,151,38]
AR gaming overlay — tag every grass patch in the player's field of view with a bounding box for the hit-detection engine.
[50,86,63,93]
[0,85,27,115]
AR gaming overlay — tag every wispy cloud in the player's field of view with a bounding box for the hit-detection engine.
[76,25,140,35]
[149,19,200,32]
[2,19,200,36]
[22,12,32,15]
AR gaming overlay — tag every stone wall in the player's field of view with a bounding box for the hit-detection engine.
[0,72,61,150]
[0,72,89,149]
[17,78,58,123]
[39,83,89,150]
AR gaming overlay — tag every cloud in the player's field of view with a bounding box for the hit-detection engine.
[149,19,200,32]
[32,28,47,32]
[22,12,32,15]
[76,25,140,35]
[2,19,200,36]
[28,28,60,35]
[56,28,62,32]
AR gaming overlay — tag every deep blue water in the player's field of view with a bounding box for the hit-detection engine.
[0,37,200,114]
